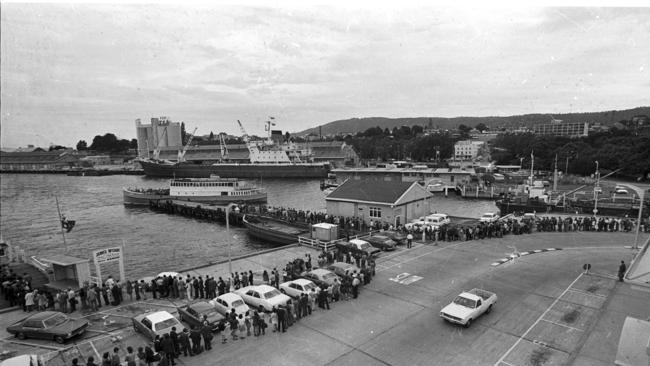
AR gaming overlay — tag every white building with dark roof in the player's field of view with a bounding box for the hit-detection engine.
[325,178,433,227]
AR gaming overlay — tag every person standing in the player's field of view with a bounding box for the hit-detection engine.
[406,233,413,249]
[179,328,191,357]
[161,333,176,366]
[618,260,627,282]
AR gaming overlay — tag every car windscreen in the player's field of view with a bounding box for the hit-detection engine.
[44,314,68,327]
[155,318,179,331]
[358,243,371,249]
[263,289,282,299]
[453,296,477,308]
[304,283,316,291]
[231,299,245,307]
[323,273,337,280]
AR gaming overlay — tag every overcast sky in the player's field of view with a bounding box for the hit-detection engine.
[1,4,648,148]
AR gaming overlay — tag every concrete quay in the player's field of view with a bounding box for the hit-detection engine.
[2,231,649,366]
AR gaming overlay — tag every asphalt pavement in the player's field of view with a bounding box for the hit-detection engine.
[2,230,649,366]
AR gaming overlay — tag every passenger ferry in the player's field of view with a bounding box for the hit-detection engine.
[123,176,267,206]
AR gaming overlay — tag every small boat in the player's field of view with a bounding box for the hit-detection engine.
[242,215,309,245]
[123,176,267,206]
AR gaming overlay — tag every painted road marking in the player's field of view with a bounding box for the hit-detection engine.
[541,318,585,332]
[493,273,583,366]
[491,248,562,266]
[567,288,607,299]
[389,272,423,285]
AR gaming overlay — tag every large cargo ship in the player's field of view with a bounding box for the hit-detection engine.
[139,120,330,179]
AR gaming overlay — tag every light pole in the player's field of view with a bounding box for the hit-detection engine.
[617,184,645,250]
[593,161,600,216]
[225,203,240,275]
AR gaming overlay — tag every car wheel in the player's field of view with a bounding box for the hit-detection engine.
[486,305,492,314]
[280,289,286,294]
[16,332,26,340]
[464,319,472,328]
[54,335,65,344]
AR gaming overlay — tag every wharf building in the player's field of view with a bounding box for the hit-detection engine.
[332,166,475,189]
[326,178,433,227]
[0,149,80,172]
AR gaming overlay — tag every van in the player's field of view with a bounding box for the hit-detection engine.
[424,213,451,228]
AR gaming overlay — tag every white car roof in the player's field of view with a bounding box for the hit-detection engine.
[349,239,369,245]
[252,284,276,292]
[145,311,175,323]
[310,268,333,275]
[217,292,244,302]
[290,279,314,286]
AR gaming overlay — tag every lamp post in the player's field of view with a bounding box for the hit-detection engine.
[225,203,240,275]
[593,161,600,216]
[617,184,645,250]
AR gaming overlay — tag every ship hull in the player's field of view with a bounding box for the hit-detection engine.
[139,160,330,179]
[123,188,267,206]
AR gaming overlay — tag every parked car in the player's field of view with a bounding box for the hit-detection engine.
[404,216,426,231]
[382,230,407,245]
[279,279,319,298]
[300,268,339,288]
[492,173,505,181]
[209,293,250,318]
[235,285,291,312]
[335,239,381,257]
[479,212,500,223]
[424,213,451,228]
[614,186,629,195]
[440,288,497,327]
[132,311,183,340]
[365,235,396,251]
[327,262,361,279]
[177,301,224,332]
[6,311,89,344]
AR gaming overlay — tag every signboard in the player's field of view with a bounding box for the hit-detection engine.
[93,247,122,264]
[92,246,125,285]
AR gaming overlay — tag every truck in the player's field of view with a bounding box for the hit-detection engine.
[440,288,497,328]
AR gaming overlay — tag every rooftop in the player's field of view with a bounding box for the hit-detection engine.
[326,179,423,205]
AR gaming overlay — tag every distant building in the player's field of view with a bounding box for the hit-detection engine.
[135,117,182,158]
[325,179,433,227]
[0,149,80,171]
[454,140,487,160]
[533,121,589,137]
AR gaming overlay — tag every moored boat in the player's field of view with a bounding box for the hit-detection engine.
[123,176,267,206]
[242,215,309,245]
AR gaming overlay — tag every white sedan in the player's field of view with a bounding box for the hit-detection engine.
[279,279,319,299]
[209,292,250,318]
[479,212,500,223]
[132,311,183,340]
[235,285,291,312]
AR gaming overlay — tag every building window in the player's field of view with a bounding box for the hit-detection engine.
[369,207,382,218]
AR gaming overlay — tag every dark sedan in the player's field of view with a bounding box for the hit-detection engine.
[7,311,89,344]
[365,235,397,251]
[382,230,407,245]
[177,301,225,332]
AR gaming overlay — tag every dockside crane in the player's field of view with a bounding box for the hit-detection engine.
[237,120,250,143]
[219,133,229,160]
[177,127,198,162]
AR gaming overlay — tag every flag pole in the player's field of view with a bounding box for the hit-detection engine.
[55,195,68,253]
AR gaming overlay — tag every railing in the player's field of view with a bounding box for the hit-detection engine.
[29,255,52,275]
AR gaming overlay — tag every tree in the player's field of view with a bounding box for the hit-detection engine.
[285,131,291,142]
[76,140,88,151]
[475,123,488,132]
[49,145,67,151]
[130,139,138,149]
[181,122,187,144]
[209,131,215,141]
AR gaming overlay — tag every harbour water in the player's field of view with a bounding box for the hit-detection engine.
[0,174,498,278]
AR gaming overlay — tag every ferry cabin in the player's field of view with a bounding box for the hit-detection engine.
[169,178,261,197]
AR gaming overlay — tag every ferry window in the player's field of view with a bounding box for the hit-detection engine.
[369,207,382,218]
[450,176,454,182]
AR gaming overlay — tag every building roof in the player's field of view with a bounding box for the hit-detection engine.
[40,254,88,266]
[0,150,80,164]
[326,179,418,205]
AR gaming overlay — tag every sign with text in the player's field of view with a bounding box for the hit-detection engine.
[93,247,122,264]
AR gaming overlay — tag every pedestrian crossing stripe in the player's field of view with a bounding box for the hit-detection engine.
[490,248,562,266]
